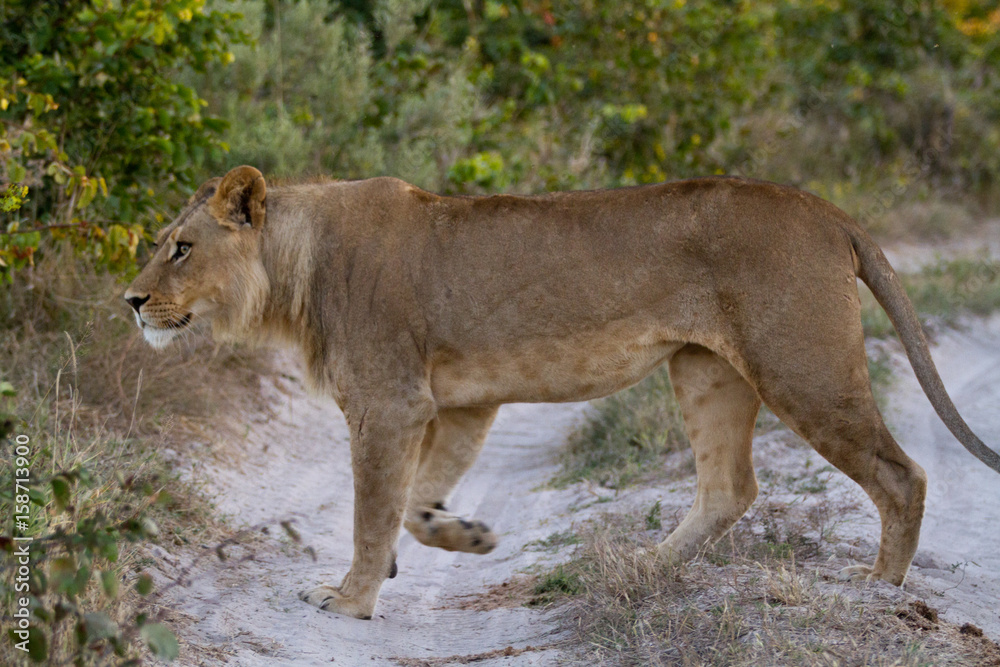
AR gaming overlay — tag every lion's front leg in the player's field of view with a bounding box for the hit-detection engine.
[300,397,433,619]
[404,406,499,554]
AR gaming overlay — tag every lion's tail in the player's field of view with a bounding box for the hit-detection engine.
[848,224,1000,474]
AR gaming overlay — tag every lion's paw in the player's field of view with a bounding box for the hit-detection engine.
[653,544,689,567]
[406,507,498,554]
[299,584,375,619]
[836,564,874,582]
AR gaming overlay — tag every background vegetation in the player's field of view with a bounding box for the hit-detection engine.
[5,0,1000,275]
[4,0,1000,664]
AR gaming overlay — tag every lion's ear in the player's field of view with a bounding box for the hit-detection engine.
[209,166,266,231]
[190,177,222,205]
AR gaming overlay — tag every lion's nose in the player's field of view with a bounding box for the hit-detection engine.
[126,294,150,314]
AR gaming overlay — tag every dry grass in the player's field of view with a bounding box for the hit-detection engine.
[0,245,273,664]
[531,508,1000,666]
[1,246,271,445]
[871,199,979,243]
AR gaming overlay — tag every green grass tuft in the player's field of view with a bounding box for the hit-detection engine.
[645,500,663,530]
[525,529,581,553]
[529,564,584,606]
[862,257,1000,338]
[553,368,688,490]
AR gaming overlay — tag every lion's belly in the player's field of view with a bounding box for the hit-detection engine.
[430,327,686,408]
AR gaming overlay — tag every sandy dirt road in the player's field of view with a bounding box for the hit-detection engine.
[877,316,1000,639]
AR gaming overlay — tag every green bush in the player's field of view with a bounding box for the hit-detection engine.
[192,0,481,190]
[747,0,1000,218]
[448,0,773,187]
[1,455,178,664]
[0,0,248,277]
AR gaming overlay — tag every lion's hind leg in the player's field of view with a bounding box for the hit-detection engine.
[749,333,927,586]
[760,384,926,585]
[404,406,500,554]
[657,344,761,564]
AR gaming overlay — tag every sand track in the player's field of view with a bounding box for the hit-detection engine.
[878,316,1000,639]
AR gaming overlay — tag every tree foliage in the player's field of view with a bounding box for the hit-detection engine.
[773,0,1000,191]
[194,0,480,189]
[195,0,1000,198]
[458,0,772,182]
[0,0,247,276]
[4,0,1000,268]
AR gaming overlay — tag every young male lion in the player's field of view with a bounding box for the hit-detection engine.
[124,166,1000,619]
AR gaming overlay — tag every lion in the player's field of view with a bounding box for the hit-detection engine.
[124,165,1000,620]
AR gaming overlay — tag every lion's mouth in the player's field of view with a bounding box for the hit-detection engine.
[133,312,193,331]
[134,312,194,349]
[166,313,193,330]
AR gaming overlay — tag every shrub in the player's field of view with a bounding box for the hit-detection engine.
[0,0,248,278]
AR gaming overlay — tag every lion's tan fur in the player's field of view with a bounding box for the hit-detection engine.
[125,166,998,619]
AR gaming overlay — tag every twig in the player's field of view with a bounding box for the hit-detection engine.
[0,222,88,236]
[144,515,307,600]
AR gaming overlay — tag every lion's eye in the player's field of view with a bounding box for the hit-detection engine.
[173,242,192,260]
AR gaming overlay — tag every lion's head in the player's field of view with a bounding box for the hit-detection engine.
[124,166,270,349]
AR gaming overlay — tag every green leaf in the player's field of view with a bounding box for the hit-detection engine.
[202,117,228,132]
[101,539,119,562]
[50,556,77,595]
[8,161,26,184]
[28,488,46,507]
[27,626,47,662]
[74,563,91,595]
[0,380,15,396]
[50,476,71,513]
[83,611,119,641]
[29,568,46,595]
[94,26,115,45]
[27,94,45,116]
[135,572,153,596]
[100,570,119,598]
[141,623,179,661]
[8,626,48,662]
